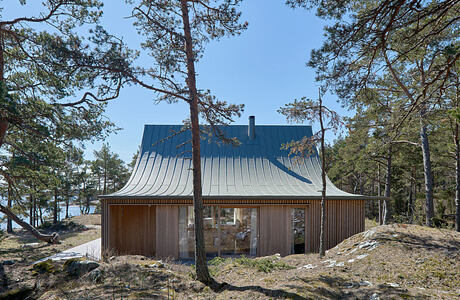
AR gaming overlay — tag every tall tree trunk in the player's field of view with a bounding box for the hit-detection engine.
[318,97,327,258]
[85,194,90,214]
[38,204,43,227]
[33,196,37,228]
[0,26,7,149]
[408,165,415,222]
[65,188,69,219]
[180,0,212,284]
[378,163,383,225]
[455,121,460,232]
[383,147,392,225]
[29,195,33,226]
[0,204,59,243]
[6,183,12,233]
[419,107,434,227]
[53,188,58,224]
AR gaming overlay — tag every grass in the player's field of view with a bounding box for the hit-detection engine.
[208,255,295,274]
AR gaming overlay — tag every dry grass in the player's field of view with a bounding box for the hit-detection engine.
[1,216,459,299]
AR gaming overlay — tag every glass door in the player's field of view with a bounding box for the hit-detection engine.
[291,208,305,254]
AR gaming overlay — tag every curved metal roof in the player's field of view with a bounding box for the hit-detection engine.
[101,123,378,200]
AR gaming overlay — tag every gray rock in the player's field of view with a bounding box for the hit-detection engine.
[148,261,165,268]
[369,293,380,300]
[65,259,100,277]
[2,260,15,266]
[86,268,103,283]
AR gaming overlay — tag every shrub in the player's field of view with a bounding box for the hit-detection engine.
[234,256,294,273]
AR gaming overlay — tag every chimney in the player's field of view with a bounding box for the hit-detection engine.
[248,115,255,140]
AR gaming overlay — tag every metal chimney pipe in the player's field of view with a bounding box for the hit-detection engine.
[248,115,255,140]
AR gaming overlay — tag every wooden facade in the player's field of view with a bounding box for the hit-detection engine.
[101,199,365,258]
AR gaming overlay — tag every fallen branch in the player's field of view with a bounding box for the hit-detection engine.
[0,204,59,244]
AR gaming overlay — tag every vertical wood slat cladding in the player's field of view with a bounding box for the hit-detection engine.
[156,206,179,258]
[101,199,366,257]
[306,200,365,252]
[108,205,156,256]
[259,206,291,256]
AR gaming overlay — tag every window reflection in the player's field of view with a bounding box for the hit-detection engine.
[179,206,258,258]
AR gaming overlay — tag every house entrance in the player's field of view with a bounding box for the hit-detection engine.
[178,206,258,258]
[291,208,305,254]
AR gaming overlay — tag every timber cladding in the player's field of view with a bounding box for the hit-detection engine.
[101,199,365,258]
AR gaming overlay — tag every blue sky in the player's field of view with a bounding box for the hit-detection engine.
[7,1,352,163]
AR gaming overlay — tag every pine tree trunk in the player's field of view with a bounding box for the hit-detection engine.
[53,188,58,224]
[408,182,414,221]
[180,0,212,284]
[65,189,69,219]
[419,107,434,227]
[455,122,460,232]
[383,147,392,225]
[85,193,90,214]
[378,164,383,225]
[29,196,33,226]
[0,204,59,243]
[33,195,37,227]
[6,184,12,233]
[318,98,327,258]
[38,204,43,226]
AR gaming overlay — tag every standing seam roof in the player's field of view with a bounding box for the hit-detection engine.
[102,124,376,200]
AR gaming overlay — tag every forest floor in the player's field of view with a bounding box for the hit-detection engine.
[0,215,459,299]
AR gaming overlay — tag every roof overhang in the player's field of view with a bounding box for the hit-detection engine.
[99,195,389,201]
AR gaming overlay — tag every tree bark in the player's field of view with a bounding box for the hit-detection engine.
[383,147,392,225]
[38,204,43,227]
[318,96,327,258]
[53,188,58,224]
[378,163,383,225]
[0,204,59,243]
[180,0,212,284]
[29,196,33,226]
[455,121,460,232]
[6,183,12,233]
[65,188,69,219]
[419,107,434,227]
[408,165,415,222]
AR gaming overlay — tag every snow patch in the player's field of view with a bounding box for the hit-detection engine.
[356,254,368,260]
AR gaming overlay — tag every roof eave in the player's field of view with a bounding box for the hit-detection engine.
[99,194,388,201]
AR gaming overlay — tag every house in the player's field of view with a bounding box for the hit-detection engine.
[100,116,379,259]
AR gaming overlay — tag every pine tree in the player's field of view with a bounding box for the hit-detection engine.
[124,0,247,284]
[0,1,133,242]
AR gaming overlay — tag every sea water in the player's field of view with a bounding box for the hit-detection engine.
[0,205,96,230]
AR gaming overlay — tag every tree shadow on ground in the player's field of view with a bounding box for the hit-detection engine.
[214,281,308,300]
[284,275,429,299]
[376,231,459,253]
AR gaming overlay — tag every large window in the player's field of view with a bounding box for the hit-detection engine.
[179,206,258,258]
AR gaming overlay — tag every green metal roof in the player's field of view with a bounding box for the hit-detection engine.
[101,121,381,200]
